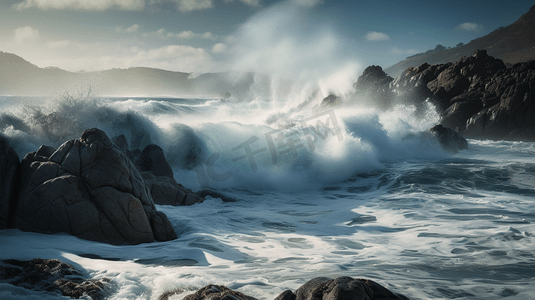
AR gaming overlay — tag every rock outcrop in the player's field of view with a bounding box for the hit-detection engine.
[429,125,469,153]
[0,258,109,299]
[357,50,535,141]
[0,135,20,229]
[13,128,177,245]
[166,277,408,300]
[353,65,395,110]
[111,134,204,206]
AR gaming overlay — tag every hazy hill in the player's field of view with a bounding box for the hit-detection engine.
[0,51,280,98]
[385,5,535,77]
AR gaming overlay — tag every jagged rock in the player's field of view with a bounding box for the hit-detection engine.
[196,189,237,203]
[0,258,109,300]
[353,65,395,110]
[429,125,469,153]
[137,144,174,178]
[288,277,409,300]
[464,60,535,140]
[13,128,177,245]
[0,136,20,229]
[111,134,204,207]
[181,284,257,300]
[320,94,343,109]
[142,172,203,206]
[177,278,408,300]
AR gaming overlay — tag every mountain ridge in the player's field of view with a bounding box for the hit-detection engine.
[385,5,535,77]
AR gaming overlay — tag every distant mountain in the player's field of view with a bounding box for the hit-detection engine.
[385,5,535,77]
[0,51,275,98]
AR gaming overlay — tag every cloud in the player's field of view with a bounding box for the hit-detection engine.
[132,45,213,71]
[13,0,145,11]
[223,0,261,6]
[116,24,140,33]
[365,31,390,41]
[211,43,227,53]
[13,26,40,44]
[290,0,323,7]
[170,0,214,12]
[456,22,483,32]
[146,28,217,39]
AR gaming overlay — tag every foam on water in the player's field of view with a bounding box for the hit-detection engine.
[1,96,535,299]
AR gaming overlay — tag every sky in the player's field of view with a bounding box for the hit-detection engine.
[0,0,533,75]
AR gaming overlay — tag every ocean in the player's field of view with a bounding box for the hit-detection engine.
[1,95,534,299]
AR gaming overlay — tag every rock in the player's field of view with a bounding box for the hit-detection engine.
[352,66,395,110]
[196,189,237,203]
[0,135,20,229]
[13,128,177,245]
[182,284,258,300]
[289,277,408,300]
[111,134,204,207]
[320,94,343,109]
[463,60,535,140]
[137,144,174,178]
[429,125,469,153]
[175,278,408,300]
[142,172,203,206]
[0,258,109,300]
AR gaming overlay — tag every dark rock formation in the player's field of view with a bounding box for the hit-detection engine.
[182,284,257,300]
[111,134,204,206]
[0,135,20,229]
[353,66,395,110]
[0,258,109,299]
[358,50,535,141]
[286,277,408,300]
[173,277,408,300]
[13,128,177,245]
[429,125,469,153]
[320,94,343,109]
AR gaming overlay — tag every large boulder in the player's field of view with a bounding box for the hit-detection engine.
[287,277,408,300]
[13,128,177,245]
[111,134,204,206]
[0,258,109,300]
[352,66,395,110]
[429,125,469,153]
[0,135,20,229]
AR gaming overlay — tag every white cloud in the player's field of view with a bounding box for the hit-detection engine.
[171,0,214,12]
[13,0,145,11]
[13,26,40,44]
[456,22,483,32]
[147,28,217,39]
[116,24,140,33]
[223,0,261,6]
[290,0,323,7]
[133,45,213,71]
[365,31,390,42]
[211,43,227,53]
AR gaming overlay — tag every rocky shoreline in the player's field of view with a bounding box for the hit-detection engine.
[0,258,408,300]
[345,50,535,141]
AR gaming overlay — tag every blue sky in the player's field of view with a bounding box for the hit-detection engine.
[0,0,532,74]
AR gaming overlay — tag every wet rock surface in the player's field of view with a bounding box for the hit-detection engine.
[0,258,109,299]
[0,135,20,229]
[13,128,177,245]
[168,277,409,300]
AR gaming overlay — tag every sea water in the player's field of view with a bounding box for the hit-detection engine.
[1,95,534,300]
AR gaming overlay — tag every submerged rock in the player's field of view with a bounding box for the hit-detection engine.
[0,135,20,229]
[13,128,177,245]
[429,124,469,153]
[0,258,109,299]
